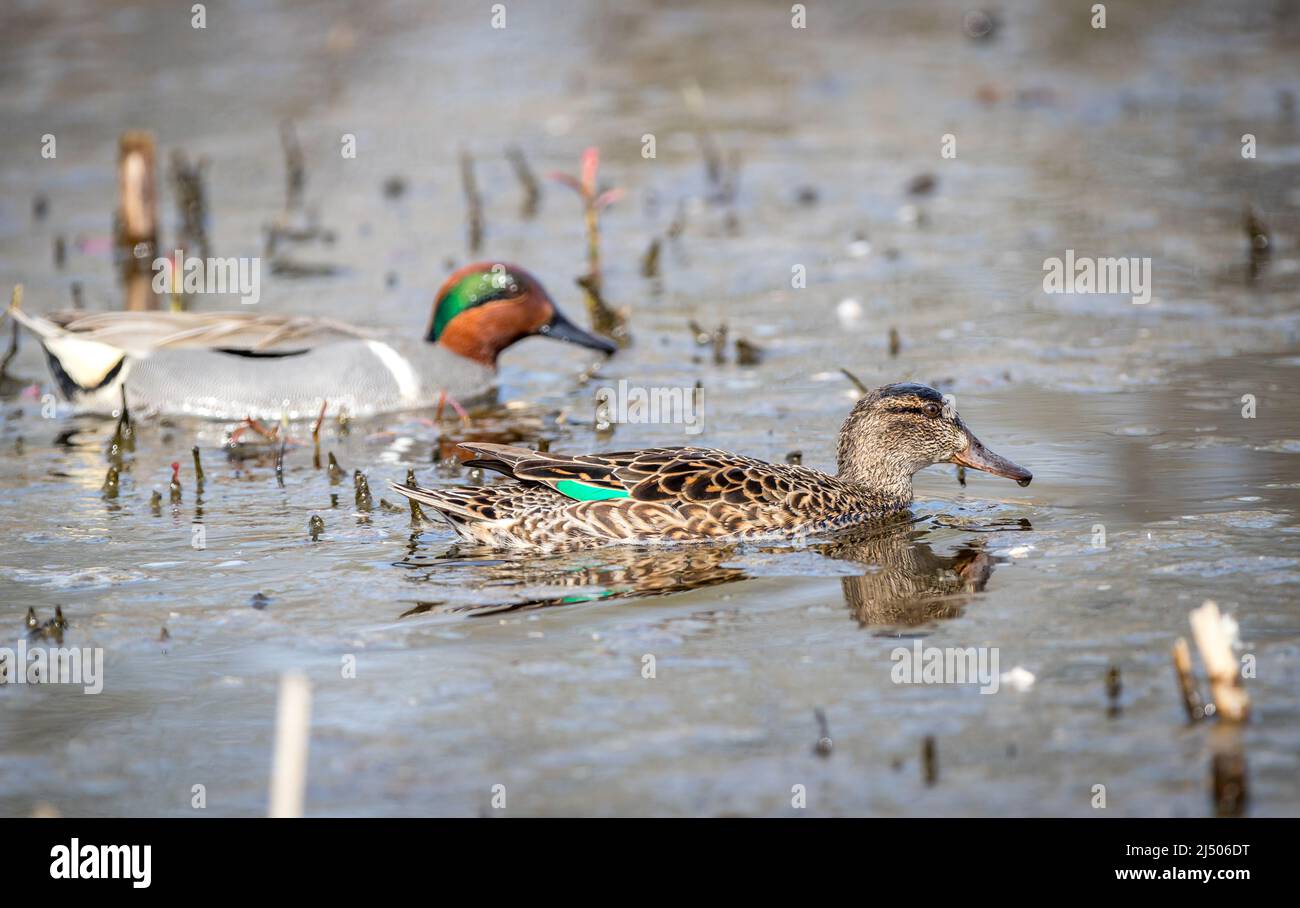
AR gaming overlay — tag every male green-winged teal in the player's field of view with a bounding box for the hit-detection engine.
[394,382,1032,549]
[9,262,615,420]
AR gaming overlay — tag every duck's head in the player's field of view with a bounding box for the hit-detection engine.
[427,262,617,366]
[837,382,1032,496]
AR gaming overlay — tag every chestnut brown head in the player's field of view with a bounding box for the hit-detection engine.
[428,262,617,366]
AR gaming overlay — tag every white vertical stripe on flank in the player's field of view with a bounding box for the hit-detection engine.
[366,340,420,401]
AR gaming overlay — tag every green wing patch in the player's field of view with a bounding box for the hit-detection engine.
[555,479,631,501]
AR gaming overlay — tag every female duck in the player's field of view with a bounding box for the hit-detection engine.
[394,382,1032,549]
[9,262,614,420]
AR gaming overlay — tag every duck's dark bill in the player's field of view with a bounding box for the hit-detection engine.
[953,433,1033,487]
[541,311,618,354]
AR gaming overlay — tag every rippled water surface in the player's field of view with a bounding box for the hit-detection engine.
[1,0,1299,816]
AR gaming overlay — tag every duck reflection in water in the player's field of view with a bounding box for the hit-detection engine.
[816,516,999,627]
[396,512,1023,627]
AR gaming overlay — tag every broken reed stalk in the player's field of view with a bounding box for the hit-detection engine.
[126,268,161,312]
[101,465,120,499]
[841,367,870,395]
[718,148,741,205]
[506,146,541,219]
[115,131,158,264]
[268,671,312,818]
[683,89,728,198]
[1243,204,1270,281]
[354,470,372,511]
[280,120,306,212]
[169,150,210,259]
[575,274,627,343]
[191,445,205,492]
[682,83,739,204]
[405,468,427,524]
[1105,664,1123,717]
[641,237,661,278]
[459,149,484,254]
[813,707,832,757]
[710,322,728,365]
[695,128,723,189]
[1189,600,1250,722]
[666,202,687,240]
[735,337,762,365]
[311,401,327,470]
[1171,638,1206,722]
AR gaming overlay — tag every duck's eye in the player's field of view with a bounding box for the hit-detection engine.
[922,402,942,419]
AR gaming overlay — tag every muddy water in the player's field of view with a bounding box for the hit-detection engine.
[1,0,1299,816]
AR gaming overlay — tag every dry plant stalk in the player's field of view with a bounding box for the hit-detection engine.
[460,149,484,253]
[280,120,306,212]
[840,368,870,395]
[405,468,427,524]
[115,131,157,258]
[921,735,938,786]
[268,672,312,818]
[506,146,541,219]
[169,149,211,259]
[1171,637,1206,722]
[1189,600,1250,722]
[641,237,661,278]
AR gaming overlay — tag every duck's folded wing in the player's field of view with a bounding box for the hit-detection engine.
[25,310,374,356]
[458,442,830,507]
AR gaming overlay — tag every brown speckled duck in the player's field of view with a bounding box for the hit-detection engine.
[394,383,1032,550]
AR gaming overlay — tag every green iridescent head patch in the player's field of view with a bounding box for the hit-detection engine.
[428,266,527,341]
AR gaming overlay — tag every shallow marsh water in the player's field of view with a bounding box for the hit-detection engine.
[1,0,1299,816]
